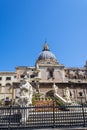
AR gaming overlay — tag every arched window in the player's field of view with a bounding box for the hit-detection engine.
[47,68,54,79]
[5,83,12,93]
[74,76,77,79]
[6,83,11,87]
[49,71,53,78]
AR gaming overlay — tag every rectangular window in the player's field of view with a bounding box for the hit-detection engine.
[6,77,11,80]
[20,75,25,78]
[79,92,83,97]
[0,77,2,80]
[30,75,35,78]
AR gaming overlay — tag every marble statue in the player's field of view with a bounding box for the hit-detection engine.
[20,81,33,105]
[53,83,72,104]
[65,87,71,103]
[18,80,33,123]
[53,83,58,94]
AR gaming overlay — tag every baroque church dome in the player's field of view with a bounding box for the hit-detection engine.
[36,43,58,64]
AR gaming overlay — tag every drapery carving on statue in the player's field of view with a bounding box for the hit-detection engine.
[19,81,33,106]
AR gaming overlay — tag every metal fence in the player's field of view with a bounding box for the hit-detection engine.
[0,104,87,129]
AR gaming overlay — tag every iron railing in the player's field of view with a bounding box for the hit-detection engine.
[0,104,87,129]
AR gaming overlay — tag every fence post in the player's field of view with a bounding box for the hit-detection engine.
[53,99,55,128]
[82,104,85,127]
[8,106,12,130]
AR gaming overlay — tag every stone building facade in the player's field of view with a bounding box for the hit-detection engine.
[0,43,87,103]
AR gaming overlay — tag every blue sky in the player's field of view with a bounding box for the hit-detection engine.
[0,0,87,71]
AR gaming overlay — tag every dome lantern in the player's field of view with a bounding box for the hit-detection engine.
[43,43,50,51]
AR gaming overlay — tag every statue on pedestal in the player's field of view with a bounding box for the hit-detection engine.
[18,80,33,123]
